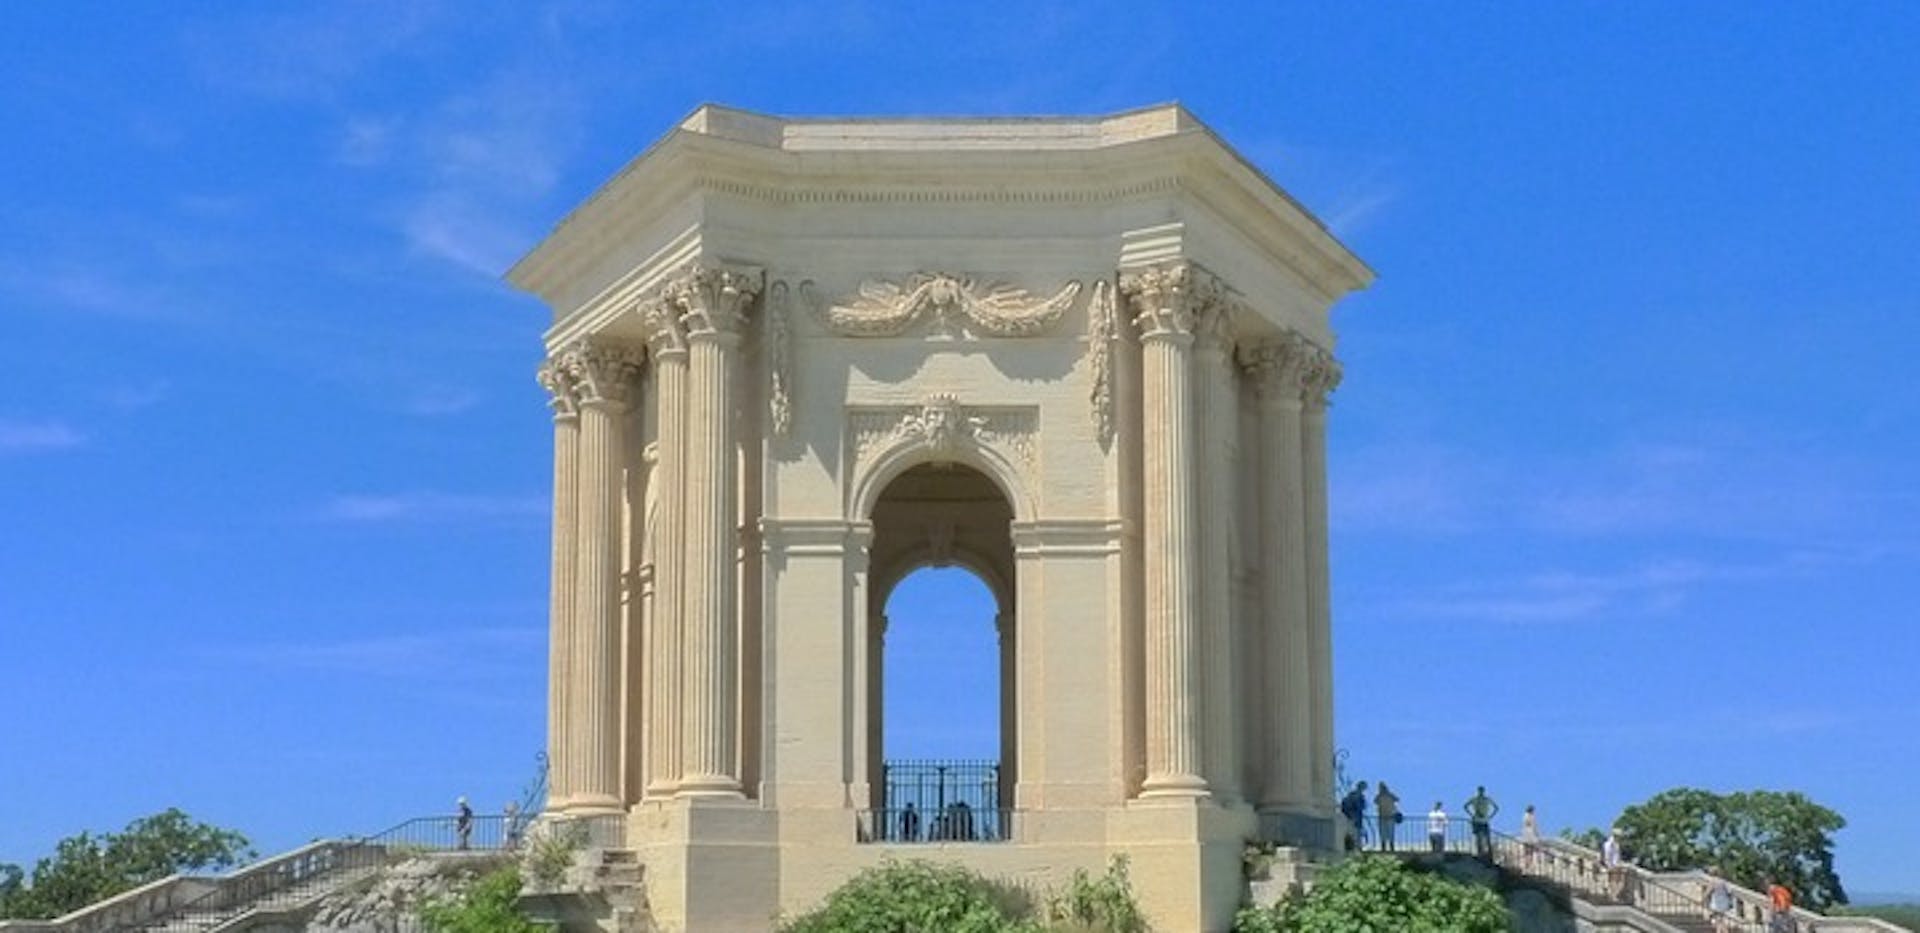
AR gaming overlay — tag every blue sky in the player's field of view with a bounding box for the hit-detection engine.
[3,1,1916,898]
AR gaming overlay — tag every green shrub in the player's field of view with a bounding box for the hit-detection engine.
[780,859,1039,933]
[417,867,540,933]
[1233,856,1507,933]
[1046,856,1146,933]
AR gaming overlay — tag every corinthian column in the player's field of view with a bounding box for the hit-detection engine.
[562,339,645,814]
[642,300,689,799]
[536,359,580,811]
[1121,263,1208,798]
[1193,288,1241,803]
[1238,337,1311,812]
[1299,350,1342,806]
[672,266,761,798]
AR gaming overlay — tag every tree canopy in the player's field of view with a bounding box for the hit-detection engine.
[0,809,253,920]
[1612,787,1847,909]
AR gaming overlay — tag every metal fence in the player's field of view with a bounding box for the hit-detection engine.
[859,759,1008,844]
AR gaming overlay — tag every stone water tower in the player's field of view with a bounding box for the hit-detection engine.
[508,104,1371,932]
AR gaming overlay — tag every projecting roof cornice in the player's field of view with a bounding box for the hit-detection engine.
[506,104,1375,307]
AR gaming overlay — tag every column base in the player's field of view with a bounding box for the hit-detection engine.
[1139,773,1211,799]
[561,792,625,816]
[675,774,745,799]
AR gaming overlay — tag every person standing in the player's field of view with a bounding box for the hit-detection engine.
[1602,827,1626,900]
[1463,786,1500,860]
[503,801,523,851]
[1340,781,1370,851]
[1767,880,1796,933]
[1374,782,1401,851]
[1703,866,1735,933]
[1427,801,1448,853]
[455,796,474,850]
[1520,804,1540,869]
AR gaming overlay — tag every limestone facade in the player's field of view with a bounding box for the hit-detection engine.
[509,104,1372,932]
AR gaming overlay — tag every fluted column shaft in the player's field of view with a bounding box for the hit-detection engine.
[675,267,758,798]
[1242,340,1312,810]
[565,343,642,814]
[1125,265,1208,798]
[1195,319,1240,802]
[643,310,688,799]
[1301,364,1339,805]
[537,362,579,809]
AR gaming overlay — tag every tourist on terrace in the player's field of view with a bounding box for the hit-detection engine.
[1427,801,1448,853]
[503,801,523,851]
[1602,827,1626,899]
[1520,804,1540,868]
[1374,782,1401,851]
[1463,786,1500,860]
[1703,866,1734,933]
[899,802,921,842]
[1767,880,1796,933]
[455,796,473,850]
[1339,781,1369,850]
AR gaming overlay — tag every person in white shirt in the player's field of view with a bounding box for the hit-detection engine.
[1427,801,1448,853]
[1603,828,1626,899]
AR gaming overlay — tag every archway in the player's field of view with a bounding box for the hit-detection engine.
[866,462,1015,841]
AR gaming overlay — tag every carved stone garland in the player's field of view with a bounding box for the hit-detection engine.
[808,272,1081,339]
[766,281,794,437]
[1085,279,1117,448]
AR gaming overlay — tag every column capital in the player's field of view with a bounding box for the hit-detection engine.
[559,339,645,406]
[1121,261,1237,345]
[1236,334,1309,406]
[639,296,688,358]
[536,358,580,421]
[668,264,763,340]
[1300,348,1343,412]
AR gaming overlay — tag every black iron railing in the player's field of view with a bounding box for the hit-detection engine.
[860,759,1008,844]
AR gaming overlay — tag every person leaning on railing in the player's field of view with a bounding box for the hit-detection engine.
[1427,801,1448,853]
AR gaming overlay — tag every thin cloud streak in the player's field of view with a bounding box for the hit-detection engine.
[314,492,547,523]
[0,420,86,455]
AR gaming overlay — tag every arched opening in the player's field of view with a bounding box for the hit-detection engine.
[865,462,1015,842]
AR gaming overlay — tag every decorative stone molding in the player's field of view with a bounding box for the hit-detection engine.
[849,395,1038,476]
[557,339,645,405]
[666,265,763,338]
[1084,279,1117,448]
[1238,333,1340,407]
[808,272,1082,339]
[766,281,795,437]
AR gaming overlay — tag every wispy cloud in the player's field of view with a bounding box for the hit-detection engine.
[1386,551,1859,624]
[184,3,446,100]
[101,381,172,412]
[314,492,546,524]
[211,627,542,678]
[0,420,86,455]
[401,386,482,416]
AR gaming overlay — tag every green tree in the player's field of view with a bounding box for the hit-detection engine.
[0,809,253,920]
[417,868,541,933]
[1233,855,1508,933]
[1613,787,1847,909]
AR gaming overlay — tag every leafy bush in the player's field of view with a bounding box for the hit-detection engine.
[417,867,540,933]
[780,859,1039,933]
[1045,856,1146,933]
[1233,855,1507,933]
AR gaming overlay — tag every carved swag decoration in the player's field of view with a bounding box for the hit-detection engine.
[806,272,1082,339]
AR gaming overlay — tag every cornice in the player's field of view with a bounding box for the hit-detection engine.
[507,113,1373,311]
